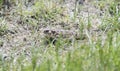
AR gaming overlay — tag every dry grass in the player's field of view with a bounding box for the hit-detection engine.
[0,0,120,71]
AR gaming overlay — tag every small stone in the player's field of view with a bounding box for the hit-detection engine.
[76,0,85,5]
[23,37,27,41]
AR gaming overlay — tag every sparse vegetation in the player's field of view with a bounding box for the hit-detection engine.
[0,0,120,71]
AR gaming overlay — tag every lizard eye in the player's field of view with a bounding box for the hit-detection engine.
[52,31,56,34]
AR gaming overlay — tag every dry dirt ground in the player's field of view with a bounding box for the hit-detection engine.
[0,0,109,60]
